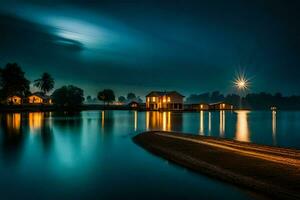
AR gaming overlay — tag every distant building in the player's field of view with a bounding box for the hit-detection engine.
[7,95,22,105]
[209,102,233,110]
[146,91,184,111]
[185,103,210,111]
[128,101,140,109]
[28,92,52,105]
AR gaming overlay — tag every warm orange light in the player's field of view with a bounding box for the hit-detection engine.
[235,111,250,142]
[7,113,21,131]
[29,112,43,131]
[167,97,171,102]
[220,111,225,136]
[146,111,149,130]
[152,97,156,102]
[8,96,22,105]
[146,111,171,131]
[163,96,166,103]
[199,111,204,135]
[101,111,105,128]
[200,104,203,109]
[29,95,43,104]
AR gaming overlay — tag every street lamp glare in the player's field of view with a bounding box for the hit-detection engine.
[234,74,249,90]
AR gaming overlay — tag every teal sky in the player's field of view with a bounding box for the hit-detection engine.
[0,0,299,98]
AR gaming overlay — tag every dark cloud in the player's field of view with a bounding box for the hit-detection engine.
[0,0,300,97]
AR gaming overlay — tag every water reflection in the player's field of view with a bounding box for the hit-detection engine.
[51,112,82,128]
[0,113,24,162]
[272,111,277,145]
[235,111,250,142]
[29,112,44,133]
[208,112,211,135]
[134,111,138,131]
[6,113,22,133]
[219,111,225,136]
[145,111,182,131]
[101,111,105,128]
[199,111,204,135]
[100,111,114,134]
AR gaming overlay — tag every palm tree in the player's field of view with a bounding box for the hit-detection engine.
[34,73,55,94]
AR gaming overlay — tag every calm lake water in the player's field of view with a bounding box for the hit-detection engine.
[0,110,299,199]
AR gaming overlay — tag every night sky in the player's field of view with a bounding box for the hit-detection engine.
[1,0,300,97]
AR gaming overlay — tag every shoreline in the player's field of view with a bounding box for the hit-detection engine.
[133,131,300,200]
[0,105,244,112]
[1,104,298,113]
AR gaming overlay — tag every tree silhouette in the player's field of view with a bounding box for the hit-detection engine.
[52,85,84,107]
[0,63,30,98]
[98,89,115,105]
[34,72,54,94]
[86,95,92,103]
[127,92,136,101]
[118,96,126,103]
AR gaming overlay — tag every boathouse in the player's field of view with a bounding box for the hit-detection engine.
[128,101,140,109]
[146,91,184,111]
[187,103,210,111]
[209,102,233,110]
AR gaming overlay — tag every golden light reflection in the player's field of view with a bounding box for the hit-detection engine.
[219,111,225,136]
[101,111,105,128]
[146,111,149,130]
[167,112,171,131]
[199,111,204,135]
[134,111,138,131]
[163,112,167,130]
[235,111,250,142]
[6,113,21,132]
[146,111,171,131]
[29,112,44,132]
[272,111,277,145]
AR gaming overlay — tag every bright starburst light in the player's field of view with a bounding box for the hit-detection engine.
[234,72,250,91]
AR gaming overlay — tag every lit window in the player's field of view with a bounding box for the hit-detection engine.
[163,96,166,103]
[200,104,203,109]
[147,97,150,102]
[152,97,156,102]
[167,97,171,102]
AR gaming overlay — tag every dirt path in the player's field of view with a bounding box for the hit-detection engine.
[133,131,300,200]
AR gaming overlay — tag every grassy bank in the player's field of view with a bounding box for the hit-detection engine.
[133,131,300,200]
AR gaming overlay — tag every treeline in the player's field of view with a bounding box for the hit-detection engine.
[2,62,300,109]
[87,91,143,105]
[186,91,300,110]
[0,63,55,99]
[0,63,142,107]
